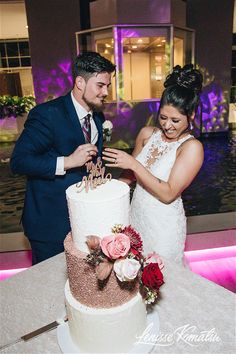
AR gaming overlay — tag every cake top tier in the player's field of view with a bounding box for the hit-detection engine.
[66,177,130,253]
[66,179,129,203]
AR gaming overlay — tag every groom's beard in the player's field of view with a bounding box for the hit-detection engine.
[82,94,106,113]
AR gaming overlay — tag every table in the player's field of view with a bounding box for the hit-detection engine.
[0,252,235,353]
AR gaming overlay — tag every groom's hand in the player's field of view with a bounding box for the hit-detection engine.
[64,144,98,170]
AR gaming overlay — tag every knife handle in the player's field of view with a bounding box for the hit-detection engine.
[21,321,58,341]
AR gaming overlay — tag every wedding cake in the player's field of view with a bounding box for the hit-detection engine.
[63,159,164,353]
[66,179,130,253]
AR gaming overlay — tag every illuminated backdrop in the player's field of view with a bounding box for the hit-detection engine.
[34,60,228,149]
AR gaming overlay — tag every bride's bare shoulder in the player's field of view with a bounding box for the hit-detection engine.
[132,126,157,157]
[138,126,157,142]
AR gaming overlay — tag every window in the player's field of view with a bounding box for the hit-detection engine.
[0,39,31,68]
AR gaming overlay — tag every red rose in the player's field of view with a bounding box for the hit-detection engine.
[141,263,164,291]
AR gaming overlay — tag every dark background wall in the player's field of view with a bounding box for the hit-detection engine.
[25,0,86,103]
[187,0,234,100]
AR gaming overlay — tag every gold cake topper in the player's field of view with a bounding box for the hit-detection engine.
[76,157,112,193]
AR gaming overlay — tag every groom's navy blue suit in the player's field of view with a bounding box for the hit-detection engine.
[10,92,104,251]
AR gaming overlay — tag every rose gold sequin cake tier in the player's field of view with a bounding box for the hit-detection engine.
[64,233,139,308]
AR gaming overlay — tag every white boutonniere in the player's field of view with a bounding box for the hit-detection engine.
[102,120,113,142]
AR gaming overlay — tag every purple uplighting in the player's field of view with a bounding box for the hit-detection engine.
[31,54,228,143]
[104,100,159,148]
[58,61,71,74]
[121,29,141,38]
[33,60,72,103]
[200,82,228,133]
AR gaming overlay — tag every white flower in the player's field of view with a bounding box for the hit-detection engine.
[103,120,113,131]
[114,258,141,282]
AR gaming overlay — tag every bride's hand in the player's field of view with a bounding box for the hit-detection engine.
[102,148,136,170]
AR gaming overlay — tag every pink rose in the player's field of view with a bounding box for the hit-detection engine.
[145,252,164,270]
[100,233,130,260]
[114,258,141,281]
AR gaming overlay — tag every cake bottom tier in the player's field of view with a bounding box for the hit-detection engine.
[65,280,147,353]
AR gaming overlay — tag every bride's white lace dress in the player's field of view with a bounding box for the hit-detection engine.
[130,129,193,264]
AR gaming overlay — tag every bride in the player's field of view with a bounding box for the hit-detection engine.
[102,64,204,265]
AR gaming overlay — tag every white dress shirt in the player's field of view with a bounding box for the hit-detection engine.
[55,92,98,175]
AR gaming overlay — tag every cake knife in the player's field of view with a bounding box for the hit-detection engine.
[0,317,68,350]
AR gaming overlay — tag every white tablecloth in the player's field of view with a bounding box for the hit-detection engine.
[0,252,235,353]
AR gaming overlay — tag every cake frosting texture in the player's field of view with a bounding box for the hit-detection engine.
[66,179,130,252]
[65,281,147,353]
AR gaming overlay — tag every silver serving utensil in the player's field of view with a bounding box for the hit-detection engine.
[0,317,68,350]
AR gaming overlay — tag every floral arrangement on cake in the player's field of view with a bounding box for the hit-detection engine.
[86,224,164,305]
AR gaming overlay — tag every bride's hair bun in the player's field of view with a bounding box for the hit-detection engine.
[159,64,203,120]
[164,64,203,93]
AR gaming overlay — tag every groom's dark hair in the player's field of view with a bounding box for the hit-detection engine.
[73,51,116,82]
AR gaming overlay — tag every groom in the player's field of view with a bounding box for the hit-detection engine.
[10,52,116,265]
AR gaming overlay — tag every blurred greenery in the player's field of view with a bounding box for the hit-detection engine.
[0,95,35,119]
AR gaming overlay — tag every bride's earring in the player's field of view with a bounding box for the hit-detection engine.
[189,121,194,130]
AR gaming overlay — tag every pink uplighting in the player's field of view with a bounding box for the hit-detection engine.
[0,250,32,281]
[0,268,28,281]
[184,246,236,293]
[184,245,236,262]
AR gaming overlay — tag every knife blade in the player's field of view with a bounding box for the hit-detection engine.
[0,318,68,350]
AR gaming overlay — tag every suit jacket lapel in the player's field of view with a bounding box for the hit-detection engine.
[63,92,85,144]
